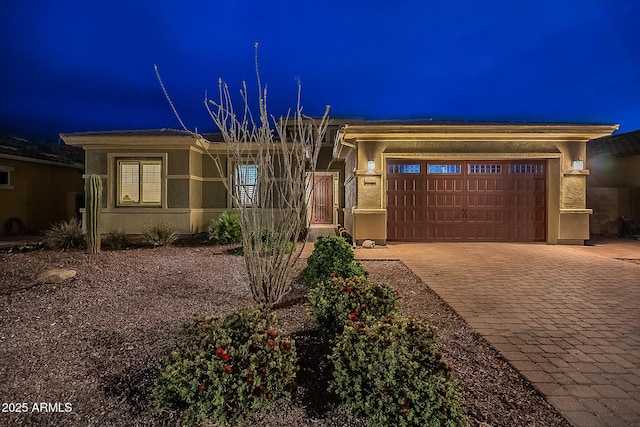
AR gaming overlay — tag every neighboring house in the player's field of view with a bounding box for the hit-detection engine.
[61,121,618,245]
[0,132,84,234]
[587,130,640,236]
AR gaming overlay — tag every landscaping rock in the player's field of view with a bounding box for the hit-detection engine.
[362,239,376,248]
[35,268,77,284]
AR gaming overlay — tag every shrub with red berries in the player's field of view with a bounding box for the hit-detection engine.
[152,309,297,426]
[308,275,398,337]
[328,315,465,427]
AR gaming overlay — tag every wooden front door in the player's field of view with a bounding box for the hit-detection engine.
[312,175,333,224]
[387,160,546,242]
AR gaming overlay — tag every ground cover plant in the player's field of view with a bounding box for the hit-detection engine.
[153,309,297,426]
[307,275,398,337]
[329,315,465,427]
[0,242,571,426]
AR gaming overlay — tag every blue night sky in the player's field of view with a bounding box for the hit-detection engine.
[2,0,639,141]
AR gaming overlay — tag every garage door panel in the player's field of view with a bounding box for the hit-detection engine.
[387,160,546,242]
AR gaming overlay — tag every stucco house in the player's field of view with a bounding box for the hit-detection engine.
[0,132,85,234]
[587,130,640,236]
[61,121,618,245]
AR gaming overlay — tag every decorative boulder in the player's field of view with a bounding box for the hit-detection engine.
[35,269,77,284]
[362,239,376,248]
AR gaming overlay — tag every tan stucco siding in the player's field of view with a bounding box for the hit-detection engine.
[0,158,83,233]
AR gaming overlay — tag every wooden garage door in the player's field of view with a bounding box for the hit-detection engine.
[387,160,546,242]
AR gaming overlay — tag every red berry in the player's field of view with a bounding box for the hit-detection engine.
[225,365,233,374]
[267,329,276,337]
[347,286,353,292]
[329,273,336,278]
[216,348,224,357]
[284,342,291,350]
[247,374,254,383]
[373,335,379,340]
[280,342,286,350]
[340,286,346,292]
[268,339,275,347]
[222,353,230,362]
[267,392,273,400]
[199,382,206,392]
[259,366,266,373]
[385,316,393,324]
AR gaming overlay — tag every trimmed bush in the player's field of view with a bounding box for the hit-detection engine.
[44,218,85,250]
[329,316,466,427]
[302,235,366,287]
[142,223,177,247]
[153,309,297,426]
[104,228,129,250]
[308,275,398,337]
[207,211,242,245]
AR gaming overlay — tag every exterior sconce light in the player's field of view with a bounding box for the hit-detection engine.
[572,159,584,171]
[367,160,375,173]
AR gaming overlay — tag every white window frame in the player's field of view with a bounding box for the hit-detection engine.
[0,166,14,190]
[233,163,258,207]
[117,159,163,206]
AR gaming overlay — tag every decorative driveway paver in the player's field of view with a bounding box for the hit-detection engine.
[370,241,640,427]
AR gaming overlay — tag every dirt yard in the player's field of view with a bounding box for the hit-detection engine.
[0,244,570,426]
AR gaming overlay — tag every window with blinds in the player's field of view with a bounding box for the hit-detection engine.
[118,160,162,206]
[234,164,258,206]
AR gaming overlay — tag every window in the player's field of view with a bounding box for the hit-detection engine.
[510,164,544,174]
[468,164,502,174]
[0,166,13,189]
[234,164,258,206]
[118,160,162,205]
[388,163,421,174]
[427,164,461,174]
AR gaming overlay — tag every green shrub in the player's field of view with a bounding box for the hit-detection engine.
[302,235,366,286]
[104,228,129,250]
[44,218,85,250]
[142,223,178,247]
[207,211,242,245]
[308,275,398,337]
[329,316,466,427]
[153,309,297,426]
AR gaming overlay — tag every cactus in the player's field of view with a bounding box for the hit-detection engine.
[84,174,103,254]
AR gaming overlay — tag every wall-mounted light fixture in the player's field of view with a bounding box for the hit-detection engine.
[572,159,584,171]
[367,160,375,173]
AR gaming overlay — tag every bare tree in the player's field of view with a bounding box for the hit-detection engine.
[157,44,330,309]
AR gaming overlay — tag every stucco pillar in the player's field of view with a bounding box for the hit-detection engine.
[557,142,591,244]
[352,141,387,244]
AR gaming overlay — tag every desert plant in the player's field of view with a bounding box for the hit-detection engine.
[308,275,398,337]
[104,228,129,250]
[207,211,242,245]
[302,235,367,287]
[44,218,85,250]
[84,174,103,254]
[153,309,297,426]
[156,44,330,309]
[142,223,178,247]
[329,315,466,427]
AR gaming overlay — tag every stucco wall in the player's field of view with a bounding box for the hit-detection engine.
[0,158,83,233]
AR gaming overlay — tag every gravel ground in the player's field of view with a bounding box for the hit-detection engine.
[0,244,570,426]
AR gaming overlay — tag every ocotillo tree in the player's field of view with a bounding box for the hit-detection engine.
[156,44,330,309]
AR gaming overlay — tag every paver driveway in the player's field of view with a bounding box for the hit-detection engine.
[355,240,640,427]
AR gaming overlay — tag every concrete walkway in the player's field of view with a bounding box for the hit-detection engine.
[352,240,640,426]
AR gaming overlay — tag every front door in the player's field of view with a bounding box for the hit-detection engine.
[312,175,333,224]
